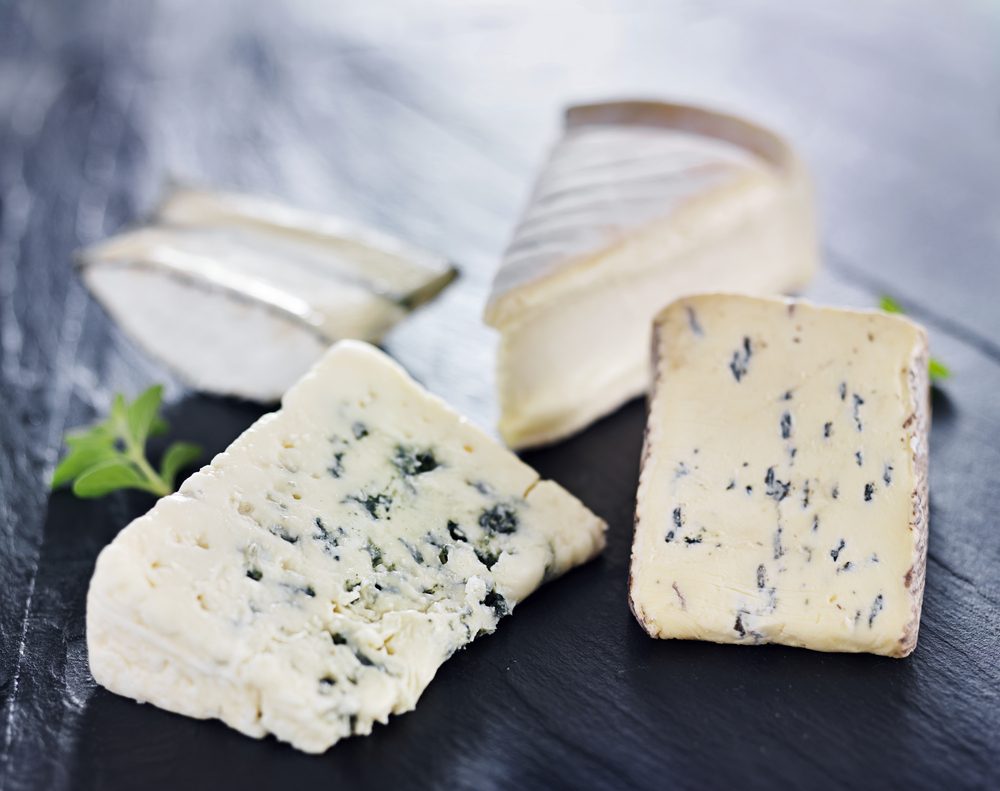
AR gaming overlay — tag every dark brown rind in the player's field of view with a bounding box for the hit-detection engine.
[896,331,931,657]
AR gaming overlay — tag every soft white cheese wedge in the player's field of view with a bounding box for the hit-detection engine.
[485,101,818,449]
[79,188,457,401]
[630,294,929,657]
[87,341,605,752]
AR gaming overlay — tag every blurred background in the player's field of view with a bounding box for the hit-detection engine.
[3,0,998,425]
[2,2,999,789]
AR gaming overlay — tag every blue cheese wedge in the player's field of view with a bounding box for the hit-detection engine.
[485,100,818,449]
[78,188,456,401]
[87,341,605,752]
[630,294,929,657]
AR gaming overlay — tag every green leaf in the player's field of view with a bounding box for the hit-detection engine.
[878,297,952,381]
[127,385,164,447]
[51,442,123,489]
[109,393,128,433]
[65,422,115,447]
[929,358,951,382]
[72,459,161,498]
[160,442,203,489]
[52,382,197,500]
[879,295,904,314]
[149,415,170,437]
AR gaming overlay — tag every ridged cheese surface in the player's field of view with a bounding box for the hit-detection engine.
[491,125,768,307]
[484,101,818,449]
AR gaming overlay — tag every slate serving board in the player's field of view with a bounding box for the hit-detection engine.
[1,1,998,789]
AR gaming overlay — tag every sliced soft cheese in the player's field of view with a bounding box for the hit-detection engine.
[629,294,929,657]
[78,188,457,401]
[86,341,605,752]
[485,100,818,449]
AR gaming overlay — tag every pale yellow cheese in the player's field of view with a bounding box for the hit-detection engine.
[630,294,929,656]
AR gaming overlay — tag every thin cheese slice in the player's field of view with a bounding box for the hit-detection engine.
[78,188,457,401]
[87,341,605,752]
[485,100,818,449]
[630,294,929,657]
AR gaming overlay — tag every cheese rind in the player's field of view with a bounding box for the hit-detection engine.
[629,294,929,657]
[78,188,457,401]
[485,101,818,449]
[87,341,605,752]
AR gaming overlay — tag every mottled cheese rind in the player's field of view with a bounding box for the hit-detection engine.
[484,100,818,449]
[87,341,605,752]
[629,294,929,657]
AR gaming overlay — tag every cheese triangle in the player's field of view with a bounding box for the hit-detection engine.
[87,341,605,752]
[485,101,818,448]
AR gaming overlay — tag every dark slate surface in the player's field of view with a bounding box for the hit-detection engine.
[1,1,999,789]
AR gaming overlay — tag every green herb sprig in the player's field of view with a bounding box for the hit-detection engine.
[51,386,202,498]
[878,296,951,382]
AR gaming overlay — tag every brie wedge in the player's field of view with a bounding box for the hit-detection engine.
[629,294,929,657]
[79,188,457,401]
[87,341,605,752]
[485,100,818,449]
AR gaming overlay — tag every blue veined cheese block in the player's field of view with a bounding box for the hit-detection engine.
[630,294,929,657]
[87,341,605,752]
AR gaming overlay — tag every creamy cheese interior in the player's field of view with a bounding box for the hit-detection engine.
[485,102,817,449]
[630,294,928,657]
[79,188,456,401]
[84,264,337,401]
[495,178,811,446]
[87,341,605,753]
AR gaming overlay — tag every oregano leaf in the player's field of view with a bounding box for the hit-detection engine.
[52,384,197,500]
[127,385,164,448]
[929,358,951,381]
[149,415,170,437]
[879,295,903,314]
[51,442,123,490]
[878,295,951,382]
[72,459,159,498]
[160,442,203,489]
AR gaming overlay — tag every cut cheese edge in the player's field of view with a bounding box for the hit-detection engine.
[87,341,605,752]
[629,294,929,657]
[485,100,818,449]
[79,188,457,401]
